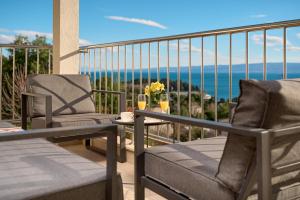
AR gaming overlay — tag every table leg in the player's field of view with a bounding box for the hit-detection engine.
[146,126,149,148]
[128,125,134,145]
[173,123,175,144]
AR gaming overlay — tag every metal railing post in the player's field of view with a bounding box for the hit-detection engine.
[111,47,114,114]
[188,38,192,141]
[229,34,232,102]
[117,46,121,114]
[88,49,91,76]
[214,35,218,123]
[132,45,135,109]
[36,49,39,74]
[48,49,51,74]
[245,31,249,80]
[12,48,16,120]
[157,42,160,81]
[105,48,108,114]
[177,40,181,142]
[25,48,28,77]
[201,37,205,138]
[263,30,267,80]
[124,46,127,110]
[148,43,151,106]
[0,48,2,120]
[99,48,102,112]
[139,44,142,94]
[283,27,287,79]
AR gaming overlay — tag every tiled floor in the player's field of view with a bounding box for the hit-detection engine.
[63,144,166,200]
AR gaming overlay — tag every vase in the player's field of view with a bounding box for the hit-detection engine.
[147,105,161,113]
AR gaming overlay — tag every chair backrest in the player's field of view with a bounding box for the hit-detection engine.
[216,79,300,193]
[27,74,96,117]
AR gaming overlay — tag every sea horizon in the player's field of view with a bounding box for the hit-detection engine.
[85,62,300,100]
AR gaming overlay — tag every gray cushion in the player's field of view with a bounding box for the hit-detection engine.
[27,74,95,117]
[217,79,300,193]
[0,121,16,128]
[145,136,235,200]
[32,113,118,129]
[0,138,123,200]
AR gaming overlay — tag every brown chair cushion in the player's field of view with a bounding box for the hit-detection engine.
[27,74,96,117]
[216,79,300,192]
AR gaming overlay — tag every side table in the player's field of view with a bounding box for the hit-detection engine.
[112,118,171,147]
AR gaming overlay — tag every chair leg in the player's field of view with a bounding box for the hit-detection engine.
[87,130,127,163]
[85,139,91,148]
[118,129,127,163]
[135,183,145,200]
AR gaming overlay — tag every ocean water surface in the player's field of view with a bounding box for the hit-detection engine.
[87,63,300,100]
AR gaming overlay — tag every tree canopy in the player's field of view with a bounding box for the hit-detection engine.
[1,35,52,119]
[2,35,51,75]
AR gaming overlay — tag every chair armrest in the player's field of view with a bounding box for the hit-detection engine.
[134,110,263,138]
[134,110,300,138]
[21,92,52,130]
[22,92,51,98]
[0,124,118,200]
[92,90,126,112]
[0,124,116,141]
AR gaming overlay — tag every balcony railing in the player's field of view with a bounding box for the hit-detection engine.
[1,19,300,143]
[79,19,300,142]
[0,44,52,121]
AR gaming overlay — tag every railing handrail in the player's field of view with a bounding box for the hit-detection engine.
[0,44,52,49]
[79,19,300,49]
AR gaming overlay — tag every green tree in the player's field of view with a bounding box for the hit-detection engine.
[2,35,51,119]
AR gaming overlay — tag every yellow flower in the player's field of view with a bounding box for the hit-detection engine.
[147,81,165,96]
[150,82,156,92]
[148,82,165,93]
[145,85,150,96]
[151,82,161,92]
[160,83,165,91]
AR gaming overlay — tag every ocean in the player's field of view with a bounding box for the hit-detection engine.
[87,63,300,100]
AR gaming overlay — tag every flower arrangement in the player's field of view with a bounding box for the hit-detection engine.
[145,81,165,106]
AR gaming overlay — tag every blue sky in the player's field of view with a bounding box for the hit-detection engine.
[79,0,300,44]
[0,0,299,65]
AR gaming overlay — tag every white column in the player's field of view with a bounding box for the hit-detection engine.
[53,0,79,74]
